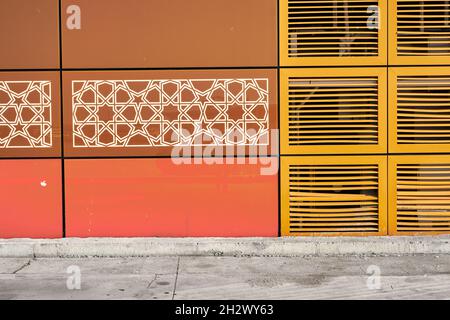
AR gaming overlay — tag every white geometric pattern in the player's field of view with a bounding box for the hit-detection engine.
[0,81,52,148]
[72,79,269,147]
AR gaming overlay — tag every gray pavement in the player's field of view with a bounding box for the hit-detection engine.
[1,255,450,299]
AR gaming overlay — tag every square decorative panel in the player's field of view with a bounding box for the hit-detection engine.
[389,155,450,235]
[389,67,450,153]
[389,0,450,65]
[280,0,388,66]
[281,156,388,236]
[64,69,278,157]
[0,72,61,158]
[281,68,387,155]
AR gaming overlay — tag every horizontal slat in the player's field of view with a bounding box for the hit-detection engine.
[290,227,379,232]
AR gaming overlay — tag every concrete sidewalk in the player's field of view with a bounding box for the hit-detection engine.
[1,255,450,299]
[2,236,450,257]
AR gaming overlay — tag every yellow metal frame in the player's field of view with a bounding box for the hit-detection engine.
[281,155,388,237]
[281,68,388,155]
[388,155,450,235]
[280,0,388,66]
[388,0,450,65]
[388,67,450,153]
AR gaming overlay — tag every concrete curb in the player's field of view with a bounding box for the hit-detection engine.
[1,236,450,257]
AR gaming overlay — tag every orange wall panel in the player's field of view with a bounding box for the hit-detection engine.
[0,159,62,238]
[65,158,278,237]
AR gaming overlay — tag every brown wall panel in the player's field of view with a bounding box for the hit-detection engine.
[63,69,277,157]
[61,0,277,68]
[0,72,61,158]
[0,0,59,69]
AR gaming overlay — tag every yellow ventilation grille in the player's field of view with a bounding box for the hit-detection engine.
[389,67,450,153]
[281,156,387,236]
[390,0,450,64]
[280,0,387,66]
[281,68,387,154]
[389,156,450,235]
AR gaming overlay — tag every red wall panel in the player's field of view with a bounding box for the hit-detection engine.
[0,160,62,238]
[65,158,278,237]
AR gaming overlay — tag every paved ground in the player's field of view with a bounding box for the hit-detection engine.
[1,255,450,299]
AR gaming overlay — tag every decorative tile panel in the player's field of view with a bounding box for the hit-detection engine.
[0,81,52,148]
[0,72,61,158]
[63,69,278,157]
[71,79,269,148]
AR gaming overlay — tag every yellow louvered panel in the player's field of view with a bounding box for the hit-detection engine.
[281,68,387,154]
[280,0,387,66]
[281,156,387,236]
[390,0,450,64]
[389,156,450,235]
[389,67,450,153]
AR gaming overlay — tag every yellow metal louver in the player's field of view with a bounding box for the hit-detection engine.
[390,0,450,65]
[281,156,387,236]
[281,68,387,155]
[280,0,387,66]
[389,156,450,235]
[389,67,450,153]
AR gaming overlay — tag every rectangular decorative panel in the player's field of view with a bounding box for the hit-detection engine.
[280,0,387,66]
[281,156,387,236]
[0,0,59,69]
[63,69,278,157]
[281,68,387,155]
[389,156,450,235]
[0,159,62,238]
[65,158,278,237]
[0,72,61,158]
[389,0,450,65]
[61,0,277,68]
[389,67,450,153]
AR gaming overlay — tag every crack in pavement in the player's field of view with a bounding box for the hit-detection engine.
[12,259,32,274]
[171,257,180,300]
[147,274,159,289]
